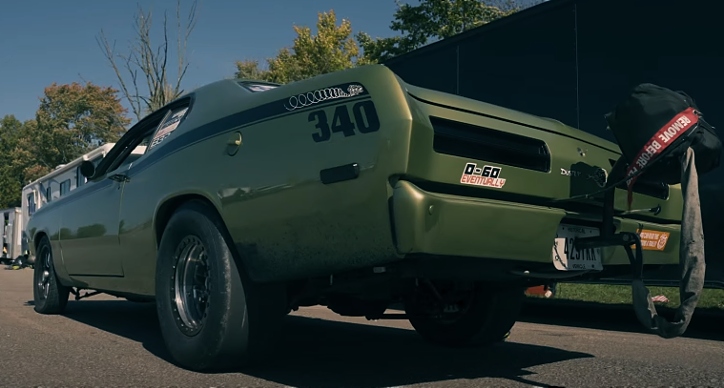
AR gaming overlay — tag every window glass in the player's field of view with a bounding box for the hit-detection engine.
[148,106,189,151]
[45,186,51,202]
[27,193,36,216]
[76,166,85,188]
[238,81,279,92]
[60,180,70,196]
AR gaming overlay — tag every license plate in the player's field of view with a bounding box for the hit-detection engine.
[552,224,603,271]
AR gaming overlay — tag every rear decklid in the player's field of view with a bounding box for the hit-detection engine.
[400,83,682,223]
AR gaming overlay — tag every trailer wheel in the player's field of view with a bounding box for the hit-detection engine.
[155,200,286,371]
[404,281,524,347]
[33,236,70,314]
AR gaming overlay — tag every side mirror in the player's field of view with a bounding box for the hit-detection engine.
[79,160,96,179]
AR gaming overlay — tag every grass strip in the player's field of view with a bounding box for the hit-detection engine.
[532,283,724,310]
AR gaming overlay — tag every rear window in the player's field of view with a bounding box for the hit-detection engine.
[237,81,279,93]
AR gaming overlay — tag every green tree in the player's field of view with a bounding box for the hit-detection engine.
[0,115,26,207]
[11,119,49,185]
[357,0,524,63]
[235,10,369,84]
[0,116,54,207]
[28,82,131,177]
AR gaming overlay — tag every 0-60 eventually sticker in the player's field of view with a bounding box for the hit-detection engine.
[460,162,506,189]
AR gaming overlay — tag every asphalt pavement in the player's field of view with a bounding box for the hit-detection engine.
[1,267,723,387]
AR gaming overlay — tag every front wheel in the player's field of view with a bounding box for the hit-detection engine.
[404,280,525,347]
[33,236,70,314]
[155,200,287,371]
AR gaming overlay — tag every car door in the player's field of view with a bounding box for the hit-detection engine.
[58,128,156,277]
[58,163,127,277]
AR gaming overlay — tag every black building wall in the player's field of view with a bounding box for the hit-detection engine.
[385,0,724,184]
[384,0,724,286]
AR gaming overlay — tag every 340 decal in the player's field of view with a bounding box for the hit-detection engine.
[308,100,380,142]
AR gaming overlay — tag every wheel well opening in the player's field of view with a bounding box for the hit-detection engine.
[153,193,256,283]
[154,194,216,247]
[34,232,48,251]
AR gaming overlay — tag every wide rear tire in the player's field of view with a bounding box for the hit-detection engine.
[33,236,70,314]
[405,281,525,347]
[155,200,286,371]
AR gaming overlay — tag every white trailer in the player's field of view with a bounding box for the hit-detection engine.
[16,143,146,266]
[0,207,22,264]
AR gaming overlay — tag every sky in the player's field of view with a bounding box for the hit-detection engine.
[0,0,406,123]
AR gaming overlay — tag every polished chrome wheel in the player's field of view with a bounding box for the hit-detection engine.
[171,235,211,336]
[36,244,52,300]
[32,236,70,315]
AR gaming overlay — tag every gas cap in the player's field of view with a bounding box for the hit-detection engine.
[226,132,242,156]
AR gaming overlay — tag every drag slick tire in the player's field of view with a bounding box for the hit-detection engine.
[404,280,524,347]
[33,236,70,314]
[155,200,286,371]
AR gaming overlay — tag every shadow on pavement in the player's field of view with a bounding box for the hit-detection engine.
[51,299,589,388]
[519,298,724,342]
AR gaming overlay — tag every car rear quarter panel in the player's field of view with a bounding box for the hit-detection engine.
[212,66,416,282]
[119,65,417,289]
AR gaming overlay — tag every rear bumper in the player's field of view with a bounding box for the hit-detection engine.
[391,180,681,268]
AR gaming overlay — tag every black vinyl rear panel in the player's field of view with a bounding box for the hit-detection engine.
[431,116,551,173]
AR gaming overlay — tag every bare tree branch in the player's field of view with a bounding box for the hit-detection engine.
[176,0,197,94]
[96,30,143,120]
[96,0,199,122]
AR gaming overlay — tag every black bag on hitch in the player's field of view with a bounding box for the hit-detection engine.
[602,83,722,339]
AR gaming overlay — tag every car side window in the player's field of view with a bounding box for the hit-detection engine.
[147,106,189,152]
[97,101,190,176]
[103,118,163,174]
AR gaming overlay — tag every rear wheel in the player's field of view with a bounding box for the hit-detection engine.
[155,200,287,371]
[33,236,70,314]
[404,280,524,347]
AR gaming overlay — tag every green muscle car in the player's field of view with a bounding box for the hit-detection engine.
[27,64,683,371]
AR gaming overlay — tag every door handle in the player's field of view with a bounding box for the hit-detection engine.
[108,174,130,183]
